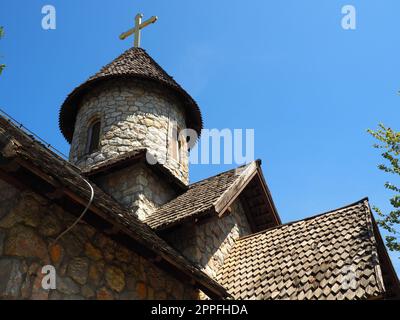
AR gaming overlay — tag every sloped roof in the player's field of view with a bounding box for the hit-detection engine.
[145,161,280,231]
[59,47,202,143]
[0,115,227,299]
[145,164,250,229]
[217,199,397,300]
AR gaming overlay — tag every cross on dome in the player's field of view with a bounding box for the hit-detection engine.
[119,13,158,48]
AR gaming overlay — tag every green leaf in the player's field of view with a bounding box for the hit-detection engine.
[369,124,400,252]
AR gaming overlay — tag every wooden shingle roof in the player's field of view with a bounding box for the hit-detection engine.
[59,47,203,143]
[145,161,280,231]
[217,199,399,300]
[145,164,250,230]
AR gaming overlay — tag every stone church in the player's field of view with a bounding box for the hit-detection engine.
[0,45,399,300]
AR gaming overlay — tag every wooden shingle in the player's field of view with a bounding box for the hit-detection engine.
[216,199,395,300]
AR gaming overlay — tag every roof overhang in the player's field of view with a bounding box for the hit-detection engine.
[215,160,281,231]
[153,160,281,233]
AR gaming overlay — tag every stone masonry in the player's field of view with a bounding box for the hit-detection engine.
[93,162,177,221]
[69,79,189,184]
[164,199,251,279]
[0,179,197,300]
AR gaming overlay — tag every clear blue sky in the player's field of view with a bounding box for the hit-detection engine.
[1,0,399,275]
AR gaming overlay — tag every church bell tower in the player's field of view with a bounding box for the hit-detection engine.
[58,14,202,219]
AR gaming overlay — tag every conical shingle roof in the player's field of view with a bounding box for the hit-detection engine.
[59,47,203,143]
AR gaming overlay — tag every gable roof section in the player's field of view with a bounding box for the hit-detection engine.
[145,161,281,231]
[59,47,203,143]
[216,199,400,300]
[0,114,228,299]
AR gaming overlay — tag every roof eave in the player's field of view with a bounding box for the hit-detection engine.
[59,72,203,143]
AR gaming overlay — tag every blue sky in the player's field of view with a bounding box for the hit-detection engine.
[1,0,399,275]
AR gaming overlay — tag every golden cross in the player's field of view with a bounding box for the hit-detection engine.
[119,13,158,48]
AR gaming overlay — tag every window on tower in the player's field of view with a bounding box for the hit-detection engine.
[170,122,183,163]
[176,137,183,164]
[87,119,101,154]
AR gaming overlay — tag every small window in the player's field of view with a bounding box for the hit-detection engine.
[177,138,183,163]
[169,122,182,163]
[87,120,101,153]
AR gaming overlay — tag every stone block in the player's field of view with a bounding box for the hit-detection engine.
[0,257,23,299]
[57,276,80,295]
[96,287,114,300]
[38,214,62,237]
[105,265,125,292]
[4,224,48,260]
[67,257,89,285]
[85,242,103,261]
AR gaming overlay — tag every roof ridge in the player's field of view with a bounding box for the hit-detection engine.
[236,197,370,242]
[188,162,252,187]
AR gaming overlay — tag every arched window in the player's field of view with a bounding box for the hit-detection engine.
[87,119,101,153]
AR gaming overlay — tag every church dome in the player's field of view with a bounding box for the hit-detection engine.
[59,47,203,143]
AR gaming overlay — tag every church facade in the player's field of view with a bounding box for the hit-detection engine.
[0,47,399,300]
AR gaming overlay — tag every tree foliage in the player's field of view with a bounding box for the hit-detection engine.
[368,124,400,252]
[0,26,4,75]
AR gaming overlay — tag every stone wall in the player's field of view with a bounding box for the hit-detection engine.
[164,199,251,280]
[0,179,197,300]
[69,79,189,184]
[93,163,177,221]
